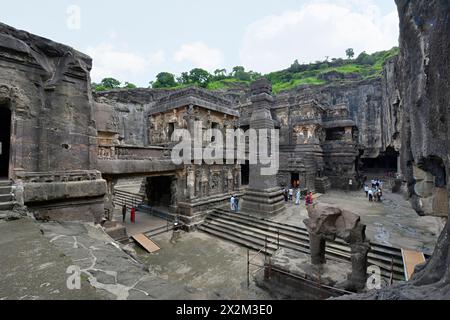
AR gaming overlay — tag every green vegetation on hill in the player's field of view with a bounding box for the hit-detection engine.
[93,47,399,94]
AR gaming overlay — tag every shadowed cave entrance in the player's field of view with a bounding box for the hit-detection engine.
[0,106,11,178]
[361,147,399,175]
[146,176,173,209]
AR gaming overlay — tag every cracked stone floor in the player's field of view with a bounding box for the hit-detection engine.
[0,189,445,300]
[0,217,273,300]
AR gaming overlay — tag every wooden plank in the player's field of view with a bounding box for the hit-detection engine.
[401,249,426,281]
[132,234,160,253]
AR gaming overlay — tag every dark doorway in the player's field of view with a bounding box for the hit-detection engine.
[291,173,300,187]
[241,161,250,186]
[0,107,11,178]
[361,147,399,173]
[146,176,172,208]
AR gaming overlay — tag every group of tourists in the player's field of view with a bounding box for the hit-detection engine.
[364,179,384,202]
[230,195,240,213]
[283,187,314,207]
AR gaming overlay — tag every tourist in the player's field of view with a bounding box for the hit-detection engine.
[295,189,301,205]
[348,179,353,192]
[235,196,240,212]
[305,192,314,207]
[368,189,374,202]
[283,188,289,202]
[288,188,294,202]
[230,195,236,212]
[364,185,369,197]
[122,205,127,223]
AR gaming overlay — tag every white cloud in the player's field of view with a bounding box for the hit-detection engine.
[240,0,399,73]
[86,43,165,83]
[173,42,224,71]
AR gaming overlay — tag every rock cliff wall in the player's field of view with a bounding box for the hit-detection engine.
[340,0,450,299]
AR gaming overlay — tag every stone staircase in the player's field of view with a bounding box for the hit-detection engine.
[113,189,145,209]
[198,208,407,281]
[0,180,15,211]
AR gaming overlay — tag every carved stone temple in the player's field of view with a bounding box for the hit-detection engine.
[1,0,450,301]
[0,22,368,229]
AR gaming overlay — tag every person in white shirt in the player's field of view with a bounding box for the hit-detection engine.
[368,189,374,202]
[230,195,236,212]
[288,188,294,201]
[364,185,369,197]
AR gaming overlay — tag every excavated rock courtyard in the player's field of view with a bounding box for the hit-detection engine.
[0,187,443,300]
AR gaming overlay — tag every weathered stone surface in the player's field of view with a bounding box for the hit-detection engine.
[0,23,106,221]
[304,205,370,292]
[338,0,450,300]
[241,78,285,217]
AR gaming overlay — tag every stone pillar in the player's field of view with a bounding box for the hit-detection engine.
[310,234,327,265]
[348,242,371,291]
[241,78,285,217]
[187,166,195,200]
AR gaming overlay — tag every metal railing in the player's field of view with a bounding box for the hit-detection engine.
[246,233,280,289]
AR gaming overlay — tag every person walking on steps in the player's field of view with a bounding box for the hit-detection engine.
[230,195,236,212]
[235,196,240,213]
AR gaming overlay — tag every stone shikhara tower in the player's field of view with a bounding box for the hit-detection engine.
[241,79,285,217]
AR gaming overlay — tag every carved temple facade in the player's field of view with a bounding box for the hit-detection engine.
[0,22,360,228]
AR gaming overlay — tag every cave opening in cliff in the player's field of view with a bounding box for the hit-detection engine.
[241,160,250,186]
[0,106,11,178]
[361,147,399,174]
[146,176,173,209]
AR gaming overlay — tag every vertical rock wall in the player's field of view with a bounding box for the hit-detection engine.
[0,23,106,222]
[339,0,450,299]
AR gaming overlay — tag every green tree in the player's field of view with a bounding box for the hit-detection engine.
[188,68,211,88]
[123,82,137,89]
[355,51,376,65]
[213,69,227,80]
[177,72,191,85]
[232,66,251,81]
[152,72,177,88]
[346,48,355,59]
[100,77,121,89]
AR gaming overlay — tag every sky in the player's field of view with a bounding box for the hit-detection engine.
[0,0,399,87]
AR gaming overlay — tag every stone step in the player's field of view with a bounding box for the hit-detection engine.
[113,190,145,208]
[205,216,405,278]
[0,186,12,196]
[213,208,403,260]
[0,180,12,187]
[0,201,15,211]
[0,194,13,202]
[198,224,277,255]
[203,209,405,280]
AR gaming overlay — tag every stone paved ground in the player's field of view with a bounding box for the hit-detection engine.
[0,216,275,300]
[137,231,274,300]
[272,190,445,254]
[0,189,444,300]
[0,217,105,300]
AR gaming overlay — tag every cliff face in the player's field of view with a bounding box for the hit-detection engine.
[234,74,401,160]
[340,0,450,299]
[0,22,106,222]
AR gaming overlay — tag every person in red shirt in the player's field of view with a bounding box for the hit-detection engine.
[305,192,314,207]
